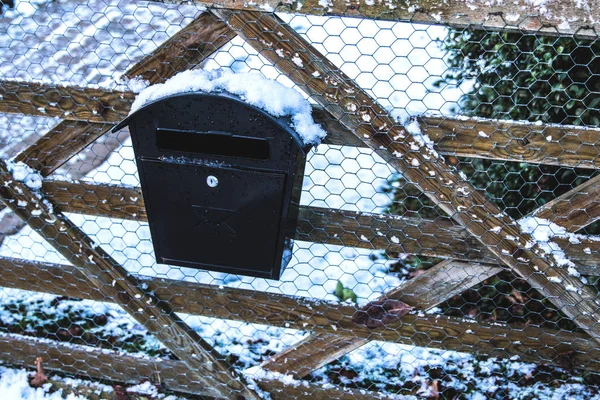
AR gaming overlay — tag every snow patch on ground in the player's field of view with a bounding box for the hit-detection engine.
[130,69,327,146]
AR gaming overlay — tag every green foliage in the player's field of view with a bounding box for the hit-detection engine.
[385,29,600,327]
[334,281,357,303]
[441,30,600,126]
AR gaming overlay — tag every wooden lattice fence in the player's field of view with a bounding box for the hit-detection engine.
[0,0,600,398]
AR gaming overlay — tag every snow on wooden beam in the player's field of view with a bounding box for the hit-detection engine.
[39,179,600,276]
[154,0,600,38]
[0,256,598,373]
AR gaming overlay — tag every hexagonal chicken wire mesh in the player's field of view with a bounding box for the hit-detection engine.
[0,0,599,398]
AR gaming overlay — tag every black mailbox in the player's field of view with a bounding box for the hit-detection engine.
[113,92,312,280]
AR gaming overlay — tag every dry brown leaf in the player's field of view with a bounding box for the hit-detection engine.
[29,357,48,388]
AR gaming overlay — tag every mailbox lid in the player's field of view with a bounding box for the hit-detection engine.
[115,93,311,171]
[140,159,288,278]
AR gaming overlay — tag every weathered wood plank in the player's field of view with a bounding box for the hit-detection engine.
[0,161,260,399]
[0,333,397,400]
[13,121,113,177]
[320,110,600,170]
[39,179,600,275]
[417,117,600,170]
[43,180,147,221]
[382,260,504,308]
[263,335,369,379]
[0,256,598,373]
[5,81,600,169]
[534,174,600,233]
[212,8,600,346]
[158,0,600,38]
[262,260,504,376]
[0,80,134,124]
[123,12,236,84]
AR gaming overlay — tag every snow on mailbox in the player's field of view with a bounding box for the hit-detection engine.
[113,71,325,280]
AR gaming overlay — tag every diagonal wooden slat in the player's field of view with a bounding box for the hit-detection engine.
[39,179,600,276]
[534,174,600,233]
[155,0,600,38]
[13,121,113,177]
[123,12,235,83]
[0,160,260,399]
[0,256,598,373]
[262,260,504,377]
[322,109,600,169]
[210,8,600,374]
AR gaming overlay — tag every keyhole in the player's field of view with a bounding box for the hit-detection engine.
[207,175,219,188]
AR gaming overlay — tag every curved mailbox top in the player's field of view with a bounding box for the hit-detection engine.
[113,92,312,171]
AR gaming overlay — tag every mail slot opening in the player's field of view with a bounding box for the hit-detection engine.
[156,128,270,160]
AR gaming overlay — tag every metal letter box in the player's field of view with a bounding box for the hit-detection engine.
[113,93,312,280]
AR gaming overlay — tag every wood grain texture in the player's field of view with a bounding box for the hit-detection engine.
[0,161,259,399]
[262,260,503,376]
[320,109,600,169]
[159,0,600,38]
[0,256,598,373]
[123,12,236,84]
[212,9,600,344]
[13,121,113,177]
[417,117,600,169]
[0,333,397,400]
[39,179,600,275]
[0,80,134,123]
[534,174,600,233]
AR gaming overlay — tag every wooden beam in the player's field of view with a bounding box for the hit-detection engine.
[156,0,600,38]
[211,9,600,347]
[320,109,600,170]
[0,160,260,399]
[5,81,600,170]
[0,256,598,373]
[534,174,600,233]
[0,333,396,400]
[261,260,504,377]
[122,12,236,84]
[39,179,600,275]
[13,121,113,177]
[0,80,133,124]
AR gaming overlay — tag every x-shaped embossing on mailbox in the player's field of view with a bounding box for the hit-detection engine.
[191,205,237,237]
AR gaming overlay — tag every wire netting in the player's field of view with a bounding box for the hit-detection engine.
[0,0,599,398]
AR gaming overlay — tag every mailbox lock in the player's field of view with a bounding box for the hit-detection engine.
[206,175,219,188]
